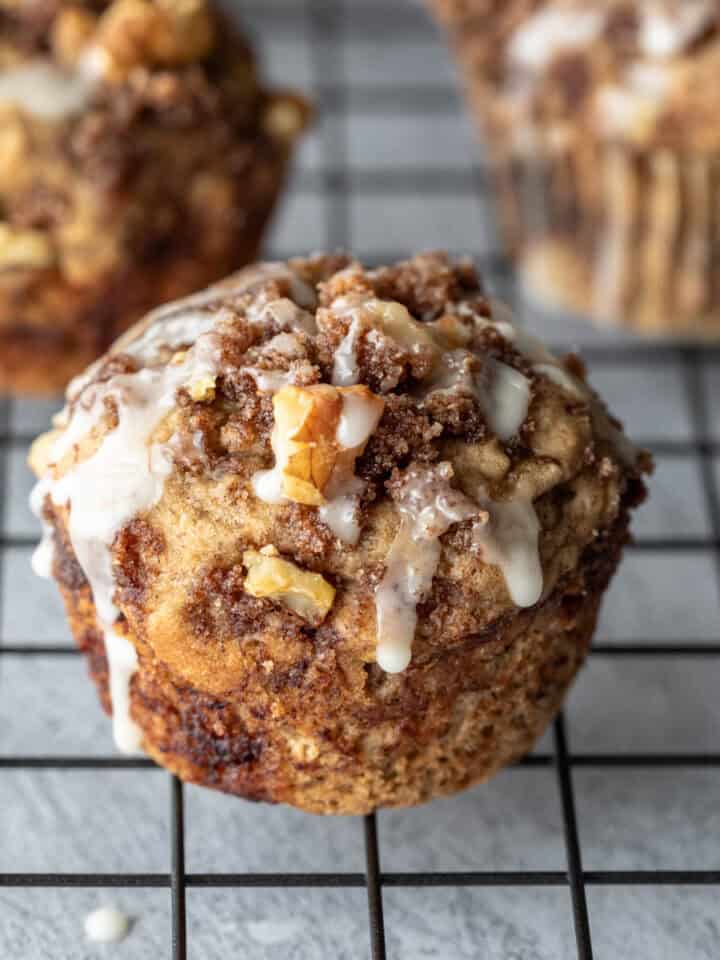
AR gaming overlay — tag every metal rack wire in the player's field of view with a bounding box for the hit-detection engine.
[1,2,719,958]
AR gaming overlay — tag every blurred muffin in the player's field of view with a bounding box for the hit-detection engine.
[0,0,308,394]
[432,0,720,337]
[30,252,648,814]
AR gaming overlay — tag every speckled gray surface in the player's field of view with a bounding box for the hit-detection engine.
[1,2,719,959]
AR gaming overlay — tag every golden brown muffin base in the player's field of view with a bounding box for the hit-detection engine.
[50,496,630,816]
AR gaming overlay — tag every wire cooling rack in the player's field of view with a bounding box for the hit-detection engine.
[1,2,719,958]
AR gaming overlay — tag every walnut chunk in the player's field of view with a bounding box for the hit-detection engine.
[262,97,308,141]
[288,735,320,763]
[96,0,214,75]
[243,549,335,625]
[265,384,384,506]
[187,374,216,403]
[51,7,98,67]
[0,223,54,271]
[273,384,342,506]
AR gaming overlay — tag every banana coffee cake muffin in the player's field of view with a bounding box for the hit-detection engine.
[29,252,648,814]
[432,0,720,337]
[0,0,308,394]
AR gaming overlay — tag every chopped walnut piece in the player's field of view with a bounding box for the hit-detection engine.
[187,374,216,403]
[243,549,335,625]
[96,0,215,75]
[273,384,342,506]
[51,7,98,67]
[263,98,308,141]
[0,223,54,270]
[255,383,385,507]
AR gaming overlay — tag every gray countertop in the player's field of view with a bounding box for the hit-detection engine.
[1,1,719,957]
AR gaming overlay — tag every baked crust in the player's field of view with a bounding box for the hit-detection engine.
[0,0,308,394]
[30,252,649,814]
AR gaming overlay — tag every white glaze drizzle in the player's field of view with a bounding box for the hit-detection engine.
[639,0,715,58]
[317,391,384,544]
[248,296,317,334]
[0,56,100,119]
[32,319,221,753]
[374,463,481,673]
[245,367,296,394]
[122,311,219,363]
[531,362,586,399]
[84,906,130,944]
[508,8,604,72]
[336,389,380,448]
[477,359,531,442]
[484,300,591,400]
[374,462,545,674]
[332,318,361,386]
[316,480,365,545]
[472,494,543,608]
[424,348,531,443]
[29,478,54,579]
[490,304,641,466]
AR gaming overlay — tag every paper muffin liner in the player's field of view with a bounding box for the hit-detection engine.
[489,133,720,339]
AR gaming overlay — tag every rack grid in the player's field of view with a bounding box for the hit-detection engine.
[1,2,719,958]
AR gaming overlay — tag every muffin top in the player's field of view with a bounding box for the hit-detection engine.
[0,0,306,282]
[30,253,647,688]
[458,0,720,151]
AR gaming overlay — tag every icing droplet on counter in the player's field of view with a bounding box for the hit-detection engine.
[375,463,481,673]
[84,906,130,944]
[0,57,99,119]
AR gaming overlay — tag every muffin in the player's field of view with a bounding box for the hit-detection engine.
[29,252,648,815]
[432,0,720,337]
[0,0,308,394]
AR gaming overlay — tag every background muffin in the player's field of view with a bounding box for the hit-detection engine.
[431,0,720,338]
[29,252,648,815]
[0,0,308,394]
